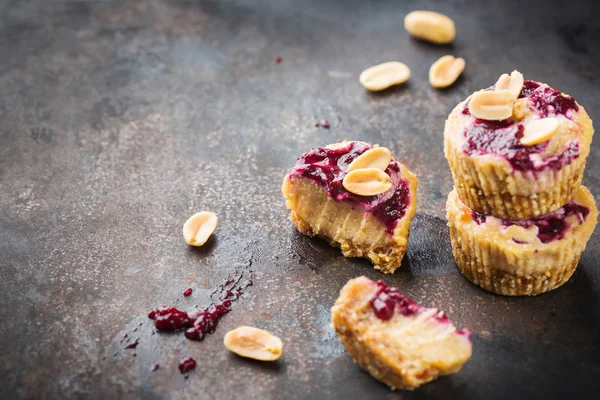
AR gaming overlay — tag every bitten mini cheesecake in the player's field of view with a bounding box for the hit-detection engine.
[446,186,598,296]
[444,70,594,220]
[282,141,418,274]
[332,276,472,390]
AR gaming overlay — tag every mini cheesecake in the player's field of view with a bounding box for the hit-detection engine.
[447,186,598,296]
[331,276,472,390]
[282,141,418,274]
[444,76,594,220]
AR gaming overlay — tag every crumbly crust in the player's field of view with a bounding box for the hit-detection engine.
[282,162,418,273]
[331,277,472,390]
[444,87,594,220]
[446,187,598,296]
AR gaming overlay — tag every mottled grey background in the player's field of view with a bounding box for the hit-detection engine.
[1,0,599,399]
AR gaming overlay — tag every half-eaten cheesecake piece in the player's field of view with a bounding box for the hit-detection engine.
[332,276,472,390]
[282,141,418,273]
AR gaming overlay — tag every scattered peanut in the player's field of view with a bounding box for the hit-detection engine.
[359,62,410,91]
[404,11,456,44]
[429,55,465,88]
[520,117,559,146]
[468,90,514,121]
[495,70,524,99]
[342,168,392,196]
[224,326,283,361]
[182,211,218,246]
[347,147,392,172]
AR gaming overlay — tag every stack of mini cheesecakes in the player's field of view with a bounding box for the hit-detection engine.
[444,71,598,296]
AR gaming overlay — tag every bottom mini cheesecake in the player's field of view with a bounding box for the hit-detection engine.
[446,186,598,296]
[331,276,472,390]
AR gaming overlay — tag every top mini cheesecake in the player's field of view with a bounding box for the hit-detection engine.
[282,141,418,274]
[444,71,594,220]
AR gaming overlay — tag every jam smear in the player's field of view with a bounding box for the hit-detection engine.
[520,81,579,117]
[471,211,487,225]
[503,202,589,243]
[369,281,423,321]
[288,141,411,233]
[178,357,196,374]
[151,364,160,372]
[369,281,471,338]
[148,264,253,341]
[148,307,191,331]
[274,56,282,64]
[183,288,193,297]
[462,80,580,172]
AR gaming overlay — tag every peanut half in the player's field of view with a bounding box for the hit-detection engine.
[343,168,391,196]
[429,55,465,88]
[495,70,524,99]
[359,62,410,91]
[224,326,283,361]
[347,147,392,172]
[182,211,218,246]
[468,90,514,121]
[520,117,559,146]
[404,11,456,44]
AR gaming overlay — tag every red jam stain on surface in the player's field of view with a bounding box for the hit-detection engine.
[148,263,253,341]
[183,288,193,297]
[368,281,471,338]
[151,364,160,372]
[274,56,282,64]
[125,338,139,349]
[471,201,589,243]
[178,357,196,374]
[287,141,411,233]
[461,80,580,172]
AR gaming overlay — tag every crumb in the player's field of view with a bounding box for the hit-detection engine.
[315,120,330,129]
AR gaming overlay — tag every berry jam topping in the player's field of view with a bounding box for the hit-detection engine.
[471,201,589,243]
[461,80,580,172]
[151,364,160,372]
[503,202,590,243]
[125,339,139,349]
[369,281,470,338]
[178,357,196,374]
[183,288,193,297]
[520,81,579,117]
[370,281,423,321]
[148,264,253,341]
[471,211,487,225]
[288,141,411,233]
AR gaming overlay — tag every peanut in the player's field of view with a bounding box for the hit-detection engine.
[359,62,410,91]
[347,147,392,172]
[182,211,218,246]
[520,117,559,146]
[495,70,524,99]
[404,11,456,44]
[224,326,283,361]
[468,90,514,121]
[342,168,391,196]
[429,55,465,88]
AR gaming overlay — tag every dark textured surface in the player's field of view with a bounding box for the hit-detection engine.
[1,0,599,399]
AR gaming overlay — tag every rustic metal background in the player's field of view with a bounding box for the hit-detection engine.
[1,0,599,399]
